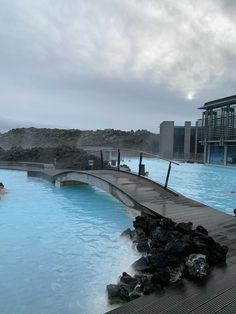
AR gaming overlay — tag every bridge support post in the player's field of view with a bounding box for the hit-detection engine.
[117,149,120,171]
[164,162,172,189]
[138,152,143,176]
[100,150,104,169]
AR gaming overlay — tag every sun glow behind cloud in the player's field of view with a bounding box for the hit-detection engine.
[187,91,196,100]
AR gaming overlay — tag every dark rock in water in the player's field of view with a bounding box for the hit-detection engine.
[169,264,185,283]
[159,230,175,244]
[149,247,162,255]
[132,256,152,273]
[160,217,175,230]
[107,284,121,303]
[137,275,156,294]
[148,250,169,268]
[185,254,208,278]
[176,222,193,234]
[118,282,131,301]
[136,239,149,253]
[165,239,189,254]
[150,229,176,246]
[149,238,165,249]
[171,230,184,239]
[120,228,133,238]
[133,216,149,234]
[167,253,185,268]
[129,290,142,300]
[149,226,162,240]
[133,227,147,241]
[120,272,138,290]
[147,217,162,233]
[133,215,161,237]
[151,268,170,287]
[196,225,208,235]
[108,214,229,304]
[130,229,136,239]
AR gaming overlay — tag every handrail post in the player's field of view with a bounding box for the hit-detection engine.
[138,152,143,176]
[117,149,120,171]
[100,150,104,169]
[165,162,172,189]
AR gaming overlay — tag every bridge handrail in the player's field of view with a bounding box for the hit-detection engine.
[118,148,179,165]
[82,146,179,165]
[92,147,179,189]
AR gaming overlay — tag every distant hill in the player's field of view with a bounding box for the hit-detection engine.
[0,146,102,170]
[0,128,159,153]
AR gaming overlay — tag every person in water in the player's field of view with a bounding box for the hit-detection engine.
[0,182,5,193]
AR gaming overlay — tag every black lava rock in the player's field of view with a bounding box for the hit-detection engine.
[160,217,175,230]
[118,282,131,301]
[148,250,169,268]
[107,284,121,303]
[109,214,228,305]
[132,256,153,273]
[151,268,170,287]
[196,225,208,235]
[136,239,149,253]
[176,222,193,234]
[120,272,138,290]
[120,228,133,238]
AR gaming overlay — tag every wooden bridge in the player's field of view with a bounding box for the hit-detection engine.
[1,163,236,313]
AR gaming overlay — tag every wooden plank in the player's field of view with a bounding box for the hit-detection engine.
[216,300,236,314]
[108,266,236,314]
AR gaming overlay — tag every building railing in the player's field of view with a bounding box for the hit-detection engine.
[198,115,236,141]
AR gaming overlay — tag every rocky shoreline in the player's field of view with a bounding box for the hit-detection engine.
[107,214,228,304]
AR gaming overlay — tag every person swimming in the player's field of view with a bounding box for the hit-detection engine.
[0,182,5,193]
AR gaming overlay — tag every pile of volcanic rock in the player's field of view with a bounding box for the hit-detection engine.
[107,215,228,303]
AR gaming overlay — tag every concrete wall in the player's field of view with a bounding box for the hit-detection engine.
[184,121,191,160]
[159,121,174,159]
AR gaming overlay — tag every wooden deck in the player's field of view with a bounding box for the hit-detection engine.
[1,165,236,313]
[90,171,236,314]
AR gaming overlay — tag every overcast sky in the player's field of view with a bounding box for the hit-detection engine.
[1,0,236,132]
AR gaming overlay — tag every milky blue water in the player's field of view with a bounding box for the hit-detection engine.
[1,162,236,314]
[0,170,139,314]
[123,158,236,215]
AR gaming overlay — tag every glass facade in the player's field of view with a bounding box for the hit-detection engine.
[227,144,236,164]
[210,144,224,165]
[199,96,236,166]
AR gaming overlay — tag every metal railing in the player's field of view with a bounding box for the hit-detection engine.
[98,148,179,190]
[0,148,179,190]
[199,115,236,141]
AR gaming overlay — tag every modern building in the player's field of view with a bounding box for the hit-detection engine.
[159,121,198,160]
[159,121,174,159]
[198,95,236,165]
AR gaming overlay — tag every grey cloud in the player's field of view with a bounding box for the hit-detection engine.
[0,0,235,132]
